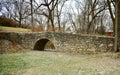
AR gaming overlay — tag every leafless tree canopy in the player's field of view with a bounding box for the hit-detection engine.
[0,0,118,34]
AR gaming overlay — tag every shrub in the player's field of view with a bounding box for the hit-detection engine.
[0,16,19,27]
[31,25,44,32]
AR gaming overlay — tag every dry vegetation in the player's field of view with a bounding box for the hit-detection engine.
[0,17,32,32]
[0,51,120,75]
[31,25,44,32]
[0,26,31,32]
[0,16,19,27]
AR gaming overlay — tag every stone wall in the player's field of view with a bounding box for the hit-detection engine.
[0,32,114,53]
[53,33,114,52]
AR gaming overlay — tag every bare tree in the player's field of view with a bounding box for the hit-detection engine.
[0,0,15,18]
[106,0,115,33]
[1,0,30,26]
[55,0,68,31]
[36,0,58,31]
[85,0,106,33]
[30,0,34,26]
[13,0,25,26]
[114,0,120,52]
[69,0,107,34]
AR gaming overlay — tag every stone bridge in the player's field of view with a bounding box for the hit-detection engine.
[0,32,114,53]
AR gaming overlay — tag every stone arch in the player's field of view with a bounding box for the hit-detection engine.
[34,39,55,51]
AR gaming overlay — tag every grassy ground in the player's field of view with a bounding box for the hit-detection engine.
[0,51,120,75]
[0,26,31,32]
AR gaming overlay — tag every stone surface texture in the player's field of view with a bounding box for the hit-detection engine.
[0,32,114,53]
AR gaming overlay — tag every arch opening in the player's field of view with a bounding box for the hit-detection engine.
[34,39,55,51]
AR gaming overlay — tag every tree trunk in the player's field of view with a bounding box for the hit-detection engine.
[30,0,33,26]
[114,0,120,52]
[56,4,61,31]
[107,0,115,33]
[50,17,55,31]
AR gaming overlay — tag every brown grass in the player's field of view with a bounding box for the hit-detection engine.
[0,26,31,32]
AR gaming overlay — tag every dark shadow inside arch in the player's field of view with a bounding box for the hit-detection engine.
[34,39,55,51]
